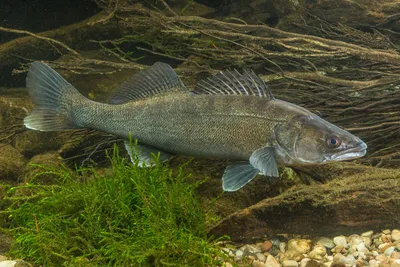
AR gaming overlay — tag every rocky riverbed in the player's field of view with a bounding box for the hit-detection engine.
[2,229,399,266]
[221,229,400,267]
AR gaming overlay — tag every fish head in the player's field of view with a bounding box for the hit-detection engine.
[274,114,367,165]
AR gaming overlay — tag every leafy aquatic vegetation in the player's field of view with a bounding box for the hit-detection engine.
[1,147,228,266]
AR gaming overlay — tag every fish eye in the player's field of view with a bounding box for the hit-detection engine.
[326,137,341,148]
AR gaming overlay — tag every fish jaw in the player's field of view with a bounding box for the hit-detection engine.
[326,141,367,162]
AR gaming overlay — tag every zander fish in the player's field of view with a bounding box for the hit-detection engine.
[24,61,367,191]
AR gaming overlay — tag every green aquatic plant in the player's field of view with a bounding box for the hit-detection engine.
[2,146,228,266]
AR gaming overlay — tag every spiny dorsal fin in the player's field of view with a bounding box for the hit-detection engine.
[109,62,187,104]
[193,69,274,99]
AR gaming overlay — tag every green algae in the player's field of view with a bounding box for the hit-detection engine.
[1,146,228,266]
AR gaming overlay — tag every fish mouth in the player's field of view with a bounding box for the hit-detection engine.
[329,142,368,161]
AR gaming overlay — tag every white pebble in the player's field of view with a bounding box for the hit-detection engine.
[256,252,266,262]
[317,237,335,249]
[266,255,280,267]
[383,229,391,234]
[323,262,332,267]
[0,261,16,267]
[282,260,298,267]
[236,249,244,259]
[384,246,395,257]
[333,236,348,247]
[333,253,346,262]
[288,239,311,254]
[252,260,266,267]
[357,242,369,253]
[349,234,363,246]
[362,230,374,237]
[392,230,400,241]
[280,242,286,253]
[309,244,327,260]
[300,258,310,267]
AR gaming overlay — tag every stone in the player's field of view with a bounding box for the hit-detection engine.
[362,231,374,238]
[222,263,233,267]
[0,144,26,181]
[288,239,311,254]
[362,236,372,247]
[317,237,335,249]
[252,260,266,267]
[266,255,281,267]
[383,230,391,235]
[385,247,395,257]
[305,260,324,267]
[333,245,344,254]
[235,249,244,259]
[349,235,364,246]
[0,256,7,262]
[280,242,287,253]
[283,260,299,267]
[330,263,346,267]
[333,253,346,263]
[382,234,392,243]
[392,230,400,242]
[256,252,266,262]
[357,243,369,253]
[14,261,30,267]
[343,255,356,266]
[392,252,400,259]
[281,249,304,262]
[0,261,16,267]
[262,240,273,252]
[390,263,400,267]
[333,236,347,248]
[309,245,327,260]
[240,244,262,255]
[300,258,310,267]
[22,153,62,184]
[13,130,68,158]
[376,254,388,263]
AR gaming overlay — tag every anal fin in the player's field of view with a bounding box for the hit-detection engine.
[222,163,260,192]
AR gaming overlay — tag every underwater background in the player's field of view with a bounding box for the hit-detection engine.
[0,0,400,266]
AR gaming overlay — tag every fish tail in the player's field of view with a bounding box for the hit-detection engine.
[24,61,84,131]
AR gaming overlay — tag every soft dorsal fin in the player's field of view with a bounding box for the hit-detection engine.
[193,69,274,99]
[109,62,187,104]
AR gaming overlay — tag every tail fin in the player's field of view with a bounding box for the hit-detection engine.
[24,61,83,131]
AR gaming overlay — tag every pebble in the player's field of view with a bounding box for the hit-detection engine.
[262,240,273,252]
[0,256,7,262]
[222,263,233,267]
[317,238,335,249]
[0,261,16,267]
[256,252,266,262]
[392,230,400,242]
[252,260,266,267]
[392,252,400,259]
[384,246,395,257]
[240,244,262,254]
[288,239,311,254]
[283,260,299,267]
[349,235,363,246]
[266,255,281,267]
[333,236,347,248]
[362,231,374,238]
[383,230,391,235]
[376,254,388,262]
[300,258,310,267]
[280,242,287,253]
[309,245,326,260]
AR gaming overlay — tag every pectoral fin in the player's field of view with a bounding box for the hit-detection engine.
[222,163,260,192]
[124,141,172,167]
[249,146,279,177]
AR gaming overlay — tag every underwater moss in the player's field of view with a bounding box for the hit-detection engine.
[2,146,228,266]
